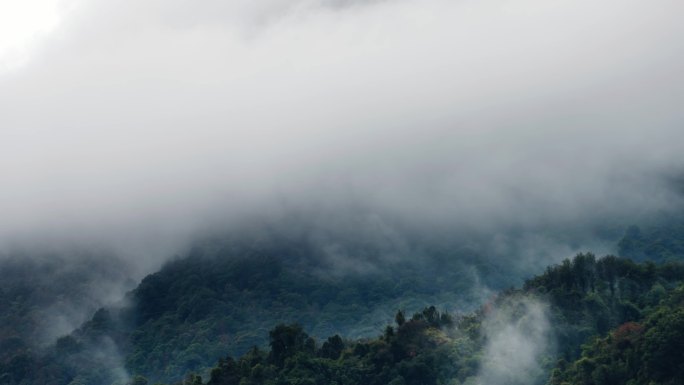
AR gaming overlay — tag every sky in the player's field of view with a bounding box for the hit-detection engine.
[1,0,683,273]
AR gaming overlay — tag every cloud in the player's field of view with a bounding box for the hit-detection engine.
[474,296,553,385]
[0,0,69,71]
[0,0,683,272]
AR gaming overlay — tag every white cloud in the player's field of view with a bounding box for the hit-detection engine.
[0,0,74,71]
[0,0,683,270]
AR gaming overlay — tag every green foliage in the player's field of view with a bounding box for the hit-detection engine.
[318,335,344,360]
[523,253,684,360]
[0,254,133,385]
[0,254,130,361]
[202,306,467,385]
[196,256,684,385]
[395,310,406,327]
[109,239,495,382]
[4,245,684,385]
[549,285,684,385]
[268,324,315,367]
[618,219,684,263]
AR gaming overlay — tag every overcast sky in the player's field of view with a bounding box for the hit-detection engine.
[1,0,683,270]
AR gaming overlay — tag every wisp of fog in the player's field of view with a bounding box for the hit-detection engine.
[475,297,553,385]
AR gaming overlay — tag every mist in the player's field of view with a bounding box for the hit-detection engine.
[474,296,554,385]
[1,0,684,276]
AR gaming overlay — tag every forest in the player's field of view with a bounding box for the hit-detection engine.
[1,219,684,385]
[162,253,684,385]
[130,254,684,385]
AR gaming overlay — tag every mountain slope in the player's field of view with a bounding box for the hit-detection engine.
[4,216,684,385]
[549,285,684,385]
[119,239,501,382]
[171,255,684,385]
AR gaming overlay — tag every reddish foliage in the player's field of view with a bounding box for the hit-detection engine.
[612,322,644,349]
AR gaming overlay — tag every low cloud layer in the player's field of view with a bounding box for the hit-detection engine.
[1,0,683,272]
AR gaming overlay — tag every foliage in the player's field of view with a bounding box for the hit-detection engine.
[549,285,684,385]
[618,218,684,263]
[524,253,684,360]
[202,306,462,385]
[116,240,491,383]
[0,237,504,384]
[166,255,684,385]
[3,240,684,385]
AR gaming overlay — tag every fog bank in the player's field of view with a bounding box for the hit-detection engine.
[1,0,683,273]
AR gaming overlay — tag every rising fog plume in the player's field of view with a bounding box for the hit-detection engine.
[1,0,683,277]
[475,297,553,385]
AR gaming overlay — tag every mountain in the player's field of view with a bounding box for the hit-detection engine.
[549,286,684,385]
[0,252,133,382]
[75,236,513,383]
[170,254,684,385]
[618,216,684,263]
[4,250,683,385]
[2,216,684,385]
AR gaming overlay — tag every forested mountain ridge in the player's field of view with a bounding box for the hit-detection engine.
[3,252,682,385]
[549,285,684,385]
[121,218,684,382]
[110,238,506,382]
[2,217,684,385]
[149,254,684,385]
[0,253,132,374]
[618,218,684,263]
[0,235,516,385]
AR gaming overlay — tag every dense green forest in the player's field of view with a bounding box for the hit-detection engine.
[1,219,684,385]
[3,252,683,385]
[58,238,517,384]
[0,253,132,382]
[549,285,684,385]
[0,236,520,385]
[139,254,684,385]
[618,217,684,263]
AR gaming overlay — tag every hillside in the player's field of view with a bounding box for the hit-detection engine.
[0,252,132,372]
[549,285,684,385]
[3,251,683,385]
[618,216,684,263]
[153,254,684,385]
[2,218,684,385]
[0,235,517,385]
[90,237,513,383]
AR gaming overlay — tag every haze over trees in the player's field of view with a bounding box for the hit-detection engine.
[1,0,684,384]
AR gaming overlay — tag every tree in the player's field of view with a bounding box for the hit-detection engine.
[385,325,395,341]
[319,335,345,360]
[268,324,311,366]
[395,310,406,327]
